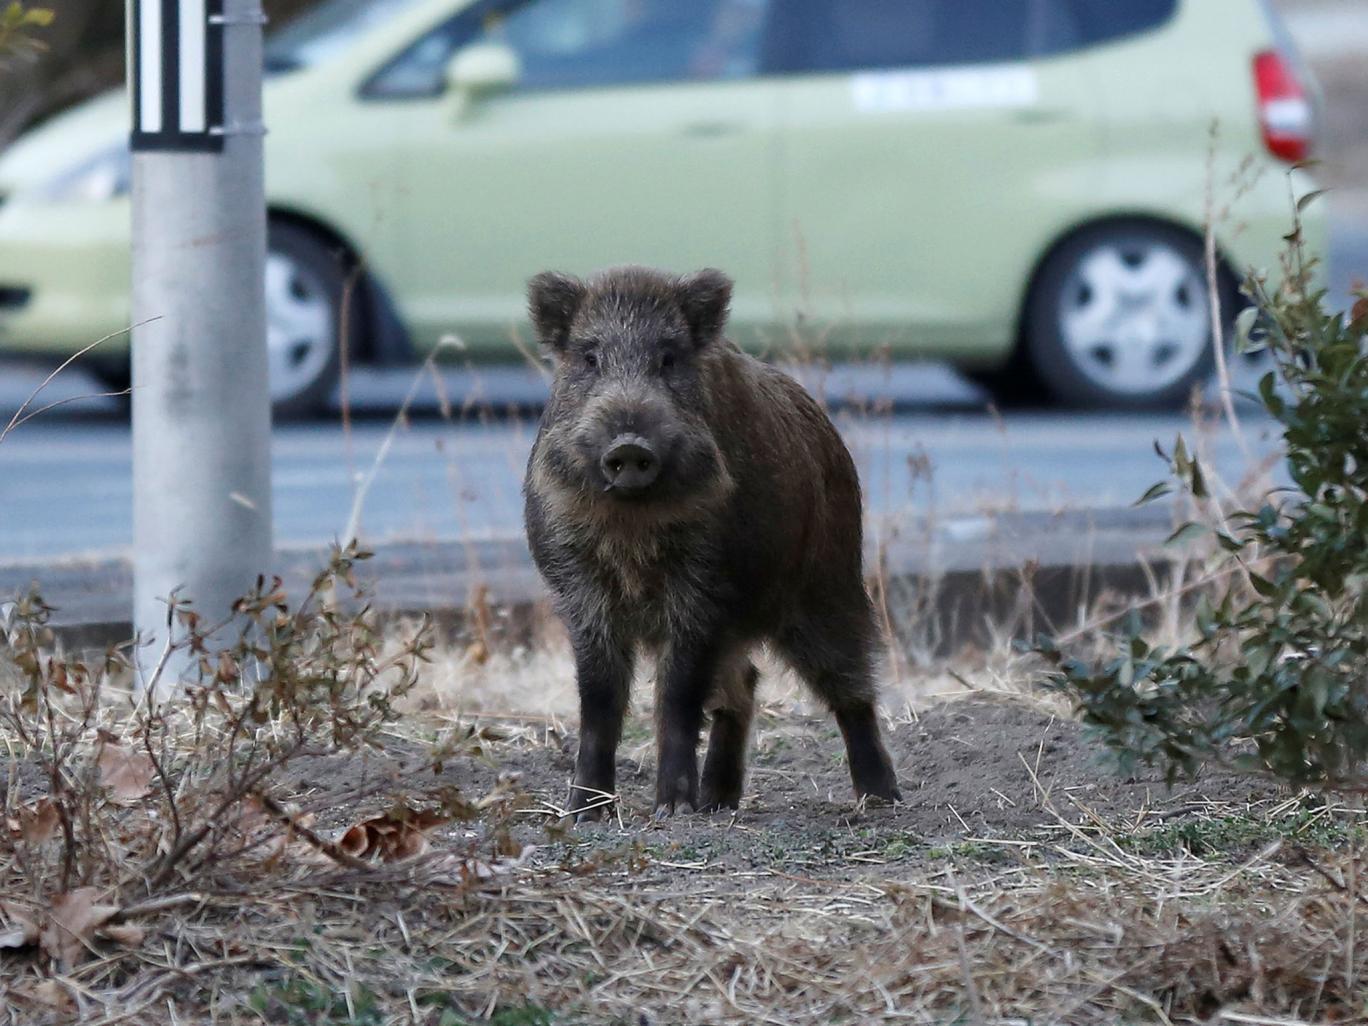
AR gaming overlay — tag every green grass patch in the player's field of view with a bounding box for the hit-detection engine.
[1116,808,1362,857]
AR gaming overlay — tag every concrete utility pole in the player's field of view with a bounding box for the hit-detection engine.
[129,0,271,689]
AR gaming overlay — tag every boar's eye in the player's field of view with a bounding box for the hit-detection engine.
[582,350,598,371]
[659,351,675,372]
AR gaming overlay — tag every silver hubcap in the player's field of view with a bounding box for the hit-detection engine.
[265,251,334,404]
[1059,239,1210,396]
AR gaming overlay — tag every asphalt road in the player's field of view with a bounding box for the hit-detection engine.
[0,359,1287,563]
[1,218,1361,564]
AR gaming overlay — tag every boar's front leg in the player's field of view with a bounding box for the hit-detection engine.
[653,631,724,819]
[568,630,633,822]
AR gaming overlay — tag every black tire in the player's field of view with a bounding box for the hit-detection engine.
[1020,221,1234,410]
[83,224,350,419]
[264,222,353,420]
[964,356,1047,409]
[89,359,131,396]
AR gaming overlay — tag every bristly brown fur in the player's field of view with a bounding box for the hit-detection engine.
[523,266,899,819]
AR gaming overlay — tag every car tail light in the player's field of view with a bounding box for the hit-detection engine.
[1253,49,1312,163]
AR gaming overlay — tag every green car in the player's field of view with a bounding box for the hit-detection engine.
[0,0,1324,414]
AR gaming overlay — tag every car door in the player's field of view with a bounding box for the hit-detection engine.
[765,0,1104,362]
[370,0,779,357]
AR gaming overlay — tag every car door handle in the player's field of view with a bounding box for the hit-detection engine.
[681,120,742,138]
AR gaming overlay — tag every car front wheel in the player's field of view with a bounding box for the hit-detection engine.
[92,223,349,418]
[265,222,349,419]
[1023,223,1228,409]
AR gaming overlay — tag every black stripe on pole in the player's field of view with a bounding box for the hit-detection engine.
[160,0,177,139]
[131,0,225,152]
[130,0,140,144]
[206,0,225,139]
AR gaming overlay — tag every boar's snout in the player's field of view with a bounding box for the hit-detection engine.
[600,434,660,496]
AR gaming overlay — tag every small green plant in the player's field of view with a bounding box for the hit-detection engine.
[249,974,385,1025]
[0,1,52,62]
[1037,203,1368,791]
[1116,805,1360,857]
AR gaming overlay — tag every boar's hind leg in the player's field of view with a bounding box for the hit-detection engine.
[700,658,759,811]
[778,622,902,804]
[833,703,901,804]
[568,633,633,822]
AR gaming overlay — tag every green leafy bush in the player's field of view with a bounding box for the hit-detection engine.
[1037,212,1368,791]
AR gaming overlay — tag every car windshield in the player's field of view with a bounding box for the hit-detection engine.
[265,0,430,72]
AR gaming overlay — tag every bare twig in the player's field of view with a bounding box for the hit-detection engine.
[0,319,156,444]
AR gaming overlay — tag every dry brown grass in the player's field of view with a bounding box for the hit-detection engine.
[5,718,1367,1025]
[38,827,1368,1024]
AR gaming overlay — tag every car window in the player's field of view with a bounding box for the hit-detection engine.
[764,1,1037,73]
[266,0,429,73]
[760,0,1178,74]
[1064,0,1178,47]
[365,0,768,98]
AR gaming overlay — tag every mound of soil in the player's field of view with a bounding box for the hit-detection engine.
[280,696,1280,875]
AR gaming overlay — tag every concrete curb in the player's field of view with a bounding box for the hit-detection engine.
[1,506,1179,654]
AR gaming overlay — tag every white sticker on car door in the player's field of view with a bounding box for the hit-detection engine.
[852,66,1038,113]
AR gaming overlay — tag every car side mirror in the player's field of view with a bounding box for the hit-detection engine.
[445,42,520,99]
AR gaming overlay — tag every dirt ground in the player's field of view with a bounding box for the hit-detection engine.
[282,691,1285,879]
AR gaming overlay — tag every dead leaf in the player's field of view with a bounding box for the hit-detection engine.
[0,901,38,950]
[230,795,274,840]
[12,798,60,845]
[17,979,75,1012]
[40,887,119,967]
[101,923,145,949]
[338,806,449,862]
[1351,293,1368,329]
[48,659,75,694]
[97,744,154,804]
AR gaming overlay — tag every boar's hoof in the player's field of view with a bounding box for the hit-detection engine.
[653,768,699,819]
[698,779,743,813]
[697,798,741,814]
[855,779,903,806]
[572,804,609,824]
[847,733,902,805]
[566,784,615,823]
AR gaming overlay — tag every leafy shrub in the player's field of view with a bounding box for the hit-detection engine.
[1037,210,1368,791]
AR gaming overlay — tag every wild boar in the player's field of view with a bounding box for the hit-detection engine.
[523,266,900,820]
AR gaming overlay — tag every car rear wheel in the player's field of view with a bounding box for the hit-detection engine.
[1022,223,1225,409]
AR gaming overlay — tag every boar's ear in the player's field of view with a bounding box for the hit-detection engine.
[527,271,586,349]
[675,268,733,347]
